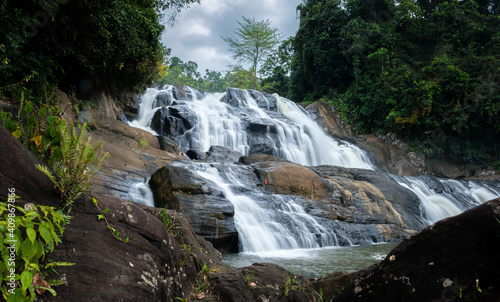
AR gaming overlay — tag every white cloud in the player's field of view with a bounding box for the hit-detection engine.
[181,20,211,36]
[162,0,302,75]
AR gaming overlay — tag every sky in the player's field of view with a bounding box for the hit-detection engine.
[161,0,303,76]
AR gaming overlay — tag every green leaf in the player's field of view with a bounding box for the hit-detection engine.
[103,208,110,214]
[29,262,40,272]
[47,115,56,126]
[36,285,57,296]
[26,211,41,218]
[26,227,36,244]
[53,148,62,160]
[3,118,11,129]
[6,287,23,302]
[27,116,35,128]
[52,132,61,144]
[97,215,104,220]
[20,270,33,292]
[25,103,33,114]
[49,126,57,138]
[21,238,37,260]
[38,224,53,246]
[48,261,75,267]
[39,107,47,118]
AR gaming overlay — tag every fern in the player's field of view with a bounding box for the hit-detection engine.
[36,122,109,211]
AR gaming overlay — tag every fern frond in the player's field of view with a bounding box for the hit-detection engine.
[36,164,61,190]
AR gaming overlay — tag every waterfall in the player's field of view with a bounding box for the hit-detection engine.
[128,182,155,207]
[391,175,500,225]
[129,85,500,253]
[128,88,164,135]
[130,85,373,169]
[275,94,373,168]
[188,162,338,253]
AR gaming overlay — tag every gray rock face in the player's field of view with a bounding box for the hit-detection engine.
[209,263,317,302]
[206,145,243,163]
[150,105,198,137]
[150,107,171,136]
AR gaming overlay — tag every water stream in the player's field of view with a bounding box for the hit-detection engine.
[391,175,500,225]
[190,162,338,253]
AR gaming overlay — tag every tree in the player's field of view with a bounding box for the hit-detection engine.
[291,0,351,101]
[225,65,254,90]
[260,37,294,98]
[0,0,199,97]
[221,17,281,89]
[290,0,500,166]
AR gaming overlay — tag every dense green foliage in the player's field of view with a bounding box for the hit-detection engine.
[222,17,281,89]
[0,90,65,163]
[292,0,500,165]
[0,0,199,96]
[0,200,73,301]
[260,37,294,98]
[155,57,228,92]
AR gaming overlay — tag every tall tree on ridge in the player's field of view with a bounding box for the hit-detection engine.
[221,17,281,90]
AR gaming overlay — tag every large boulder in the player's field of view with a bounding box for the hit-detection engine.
[313,198,500,302]
[149,166,180,209]
[0,126,58,207]
[150,105,198,137]
[148,163,238,252]
[208,263,317,302]
[252,160,334,201]
[311,166,425,232]
[150,107,172,136]
[205,145,243,163]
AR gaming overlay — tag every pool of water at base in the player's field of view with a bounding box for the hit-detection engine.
[222,241,400,279]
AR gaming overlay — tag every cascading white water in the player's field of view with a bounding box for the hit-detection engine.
[131,85,373,169]
[391,175,500,225]
[275,94,373,169]
[179,92,250,155]
[128,182,155,207]
[191,162,338,253]
[128,88,164,135]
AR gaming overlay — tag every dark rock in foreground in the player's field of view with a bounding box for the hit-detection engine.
[209,262,317,302]
[313,198,500,302]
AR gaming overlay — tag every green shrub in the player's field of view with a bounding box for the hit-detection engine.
[0,201,74,301]
[36,122,109,211]
[0,94,65,164]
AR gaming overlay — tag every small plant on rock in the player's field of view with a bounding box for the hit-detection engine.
[36,122,109,211]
